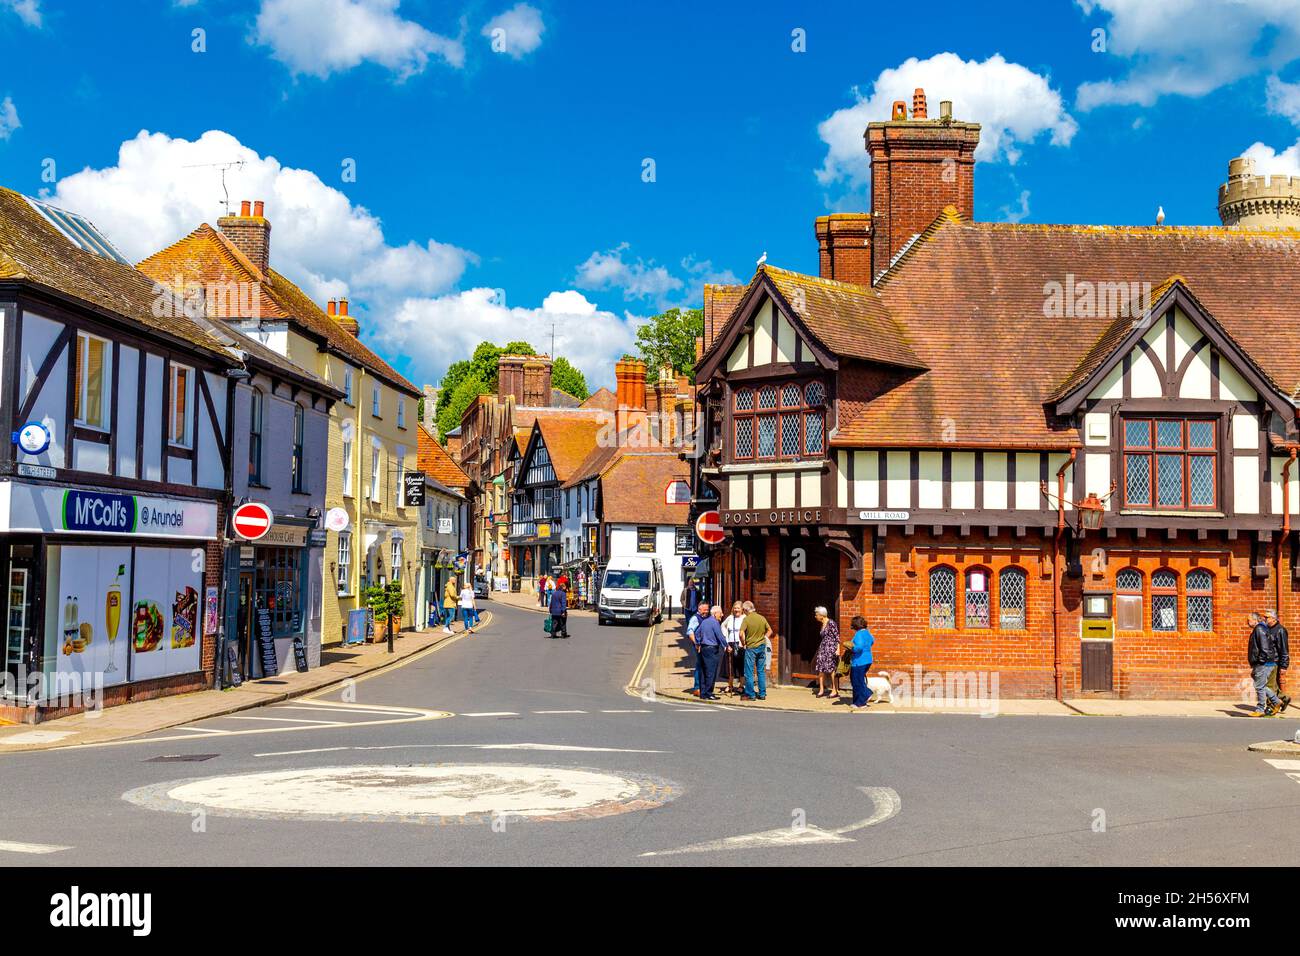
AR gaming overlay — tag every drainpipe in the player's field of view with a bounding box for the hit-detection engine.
[1050,449,1078,703]
[1279,447,1297,630]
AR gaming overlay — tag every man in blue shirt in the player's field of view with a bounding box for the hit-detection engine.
[694,606,727,700]
[687,603,709,696]
[841,614,875,711]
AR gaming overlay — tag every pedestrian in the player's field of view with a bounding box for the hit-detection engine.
[537,573,549,608]
[840,614,875,712]
[1249,609,1285,716]
[812,606,842,699]
[686,602,710,696]
[694,605,727,700]
[442,576,458,635]
[681,578,699,624]
[721,601,746,695]
[548,580,569,638]
[740,600,771,701]
[1266,609,1291,714]
[544,573,555,610]
[459,580,478,633]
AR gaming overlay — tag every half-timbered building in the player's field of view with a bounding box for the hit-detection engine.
[693,90,1300,699]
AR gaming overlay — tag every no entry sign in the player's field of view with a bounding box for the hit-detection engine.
[232,501,274,541]
[695,510,725,545]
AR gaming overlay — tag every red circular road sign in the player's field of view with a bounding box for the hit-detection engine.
[232,502,275,541]
[695,510,725,545]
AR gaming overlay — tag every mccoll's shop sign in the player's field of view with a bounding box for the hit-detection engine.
[0,482,218,539]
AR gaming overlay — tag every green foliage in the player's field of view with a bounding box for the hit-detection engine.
[436,371,488,440]
[363,581,404,621]
[635,307,704,380]
[551,356,589,400]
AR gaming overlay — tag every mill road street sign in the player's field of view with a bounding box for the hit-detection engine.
[695,510,725,545]
[231,501,274,541]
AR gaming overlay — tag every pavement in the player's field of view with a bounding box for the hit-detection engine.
[1,601,1298,866]
[0,612,492,753]
[651,617,1275,719]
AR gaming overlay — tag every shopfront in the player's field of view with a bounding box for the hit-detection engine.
[225,519,321,680]
[0,481,219,721]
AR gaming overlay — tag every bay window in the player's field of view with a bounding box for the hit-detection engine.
[732,379,825,461]
[1122,418,1216,510]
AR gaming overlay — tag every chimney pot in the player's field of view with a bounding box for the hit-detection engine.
[339,298,349,316]
[939,100,952,120]
[239,200,251,217]
[327,299,336,316]
[912,88,928,120]
[253,200,264,218]
[891,100,907,121]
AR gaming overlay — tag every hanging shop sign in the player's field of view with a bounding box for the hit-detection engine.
[324,507,350,532]
[1,482,218,539]
[14,420,51,455]
[308,528,329,547]
[404,472,426,507]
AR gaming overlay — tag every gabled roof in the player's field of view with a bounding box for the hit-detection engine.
[697,263,925,379]
[831,212,1300,447]
[581,387,617,411]
[517,411,608,484]
[0,187,236,363]
[599,452,690,525]
[417,424,470,490]
[138,223,419,396]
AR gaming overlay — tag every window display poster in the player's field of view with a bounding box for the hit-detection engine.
[54,545,131,689]
[130,547,202,681]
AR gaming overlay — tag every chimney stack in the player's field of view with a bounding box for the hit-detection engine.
[614,358,649,436]
[218,198,272,276]
[497,354,526,403]
[815,213,873,286]
[522,356,553,408]
[866,91,980,278]
[336,297,359,336]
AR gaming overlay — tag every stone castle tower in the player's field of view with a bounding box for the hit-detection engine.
[1218,155,1300,230]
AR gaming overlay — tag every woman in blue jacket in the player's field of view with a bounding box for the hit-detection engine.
[840,614,875,711]
[548,582,569,638]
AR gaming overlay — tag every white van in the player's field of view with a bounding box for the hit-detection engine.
[597,557,664,626]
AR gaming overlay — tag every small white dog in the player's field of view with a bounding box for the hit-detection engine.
[866,670,893,704]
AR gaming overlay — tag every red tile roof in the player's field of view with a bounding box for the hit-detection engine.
[599,452,691,525]
[417,424,469,490]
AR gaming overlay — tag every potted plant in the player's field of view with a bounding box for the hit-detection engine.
[363,581,404,650]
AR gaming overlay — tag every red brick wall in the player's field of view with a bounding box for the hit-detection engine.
[815,215,874,286]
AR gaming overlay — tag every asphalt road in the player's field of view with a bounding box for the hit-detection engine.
[2,601,1298,867]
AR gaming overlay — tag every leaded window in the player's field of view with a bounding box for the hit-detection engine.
[999,567,1027,629]
[1116,568,1143,631]
[1152,568,1178,632]
[1187,569,1213,632]
[930,566,956,629]
[731,379,827,461]
[1123,418,1217,510]
[965,568,991,628]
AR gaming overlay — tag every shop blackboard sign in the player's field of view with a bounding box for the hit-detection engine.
[224,641,243,688]
[292,634,309,673]
[256,608,277,678]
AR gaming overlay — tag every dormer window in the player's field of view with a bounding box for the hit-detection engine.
[1122,418,1217,511]
[732,379,825,461]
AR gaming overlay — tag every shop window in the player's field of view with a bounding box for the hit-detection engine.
[732,378,826,461]
[999,567,1027,630]
[1122,418,1217,510]
[965,568,991,628]
[336,532,351,592]
[248,388,264,484]
[1152,568,1178,632]
[1116,568,1144,631]
[74,331,110,430]
[252,546,302,635]
[291,404,305,493]
[170,363,195,448]
[1187,569,1213,632]
[930,566,956,628]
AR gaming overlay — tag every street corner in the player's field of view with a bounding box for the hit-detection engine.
[121,763,680,826]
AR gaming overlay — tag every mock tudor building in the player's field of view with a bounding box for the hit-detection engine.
[693,88,1300,700]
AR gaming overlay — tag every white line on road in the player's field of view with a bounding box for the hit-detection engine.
[600,709,652,713]
[273,704,423,717]
[462,712,520,717]
[253,742,670,758]
[0,840,71,854]
[533,710,587,714]
[221,715,341,725]
[175,726,228,735]
[1264,758,1300,771]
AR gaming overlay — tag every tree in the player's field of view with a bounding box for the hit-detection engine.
[635,307,704,380]
[363,580,404,650]
[436,371,488,440]
[551,356,589,400]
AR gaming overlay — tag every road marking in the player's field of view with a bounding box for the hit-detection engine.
[254,742,670,757]
[1264,758,1300,771]
[274,704,424,717]
[600,709,652,713]
[0,730,75,745]
[533,710,587,714]
[641,786,900,857]
[221,715,340,725]
[0,839,71,854]
[462,711,519,717]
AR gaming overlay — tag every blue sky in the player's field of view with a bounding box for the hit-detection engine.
[3,0,1300,391]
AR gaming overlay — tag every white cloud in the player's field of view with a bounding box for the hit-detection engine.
[816,52,1076,196]
[482,2,544,59]
[2,0,41,27]
[575,243,683,301]
[253,0,464,79]
[0,96,19,140]
[377,288,638,390]
[1000,190,1031,223]
[1241,139,1300,177]
[1076,0,1300,109]
[48,128,473,305]
[1267,75,1300,125]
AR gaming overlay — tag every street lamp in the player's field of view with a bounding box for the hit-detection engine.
[1077,492,1106,531]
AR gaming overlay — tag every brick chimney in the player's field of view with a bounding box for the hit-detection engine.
[815,213,874,285]
[522,356,553,407]
[866,90,980,278]
[614,358,648,436]
[336,297,359,336]
[217,198,272,276]
[497,354,526,402]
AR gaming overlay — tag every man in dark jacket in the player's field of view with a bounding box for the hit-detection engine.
[1249,610,1284,716]
[1265,610,1291,714]
[548,582,569,639]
